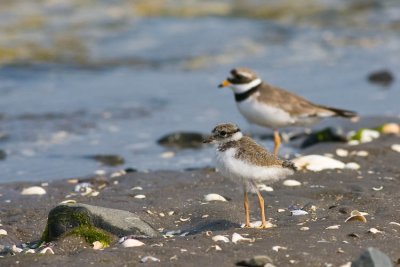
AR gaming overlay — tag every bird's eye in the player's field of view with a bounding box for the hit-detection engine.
[219,131,227,137]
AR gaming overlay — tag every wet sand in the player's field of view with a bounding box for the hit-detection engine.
[1,124,400,266]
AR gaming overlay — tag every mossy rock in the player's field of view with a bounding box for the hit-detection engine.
[42,203,160,244]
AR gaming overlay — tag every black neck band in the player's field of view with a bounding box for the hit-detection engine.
[234,84,260,102]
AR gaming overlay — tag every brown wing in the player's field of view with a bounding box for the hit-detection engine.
[235,137,283,167]
[257,83,335,117]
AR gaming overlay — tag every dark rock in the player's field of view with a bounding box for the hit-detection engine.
[157,132,207,149]
[348,233,360,238]
[237,255,275,267]
[351,247,393,267]
[88,154,125,166]
[301,127,347,148]
[0,150,6,160]
[368,70,394,87]
[43,203,160,243]
[124,167,137,173]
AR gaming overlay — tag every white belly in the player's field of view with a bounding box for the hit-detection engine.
[237,98,320,128]
[215,148,293,184]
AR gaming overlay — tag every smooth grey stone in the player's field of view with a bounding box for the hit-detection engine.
[45,203,160,241]
[352,247,393,267]
[237,255,275,267]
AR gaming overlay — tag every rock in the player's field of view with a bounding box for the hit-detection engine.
[0,150,6,160]
[42,203,160,243]
[236,255,274,267]
[157,132,207,149]
[21,186,47,195]
[352,247,393,267]
[367,70,394,87]
[301,127,347,148]
[88,155,125,166]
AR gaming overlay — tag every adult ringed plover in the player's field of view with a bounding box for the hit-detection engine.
[218,68,357,155]
[204,123,296,229]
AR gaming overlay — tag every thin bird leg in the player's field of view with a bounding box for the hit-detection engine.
[273,129,281,155]
[243,191,251,228]
[256,190,270,229]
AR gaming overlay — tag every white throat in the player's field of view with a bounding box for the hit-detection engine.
[230,78,262,94]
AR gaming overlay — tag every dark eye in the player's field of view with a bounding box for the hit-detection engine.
[219,131,227,137]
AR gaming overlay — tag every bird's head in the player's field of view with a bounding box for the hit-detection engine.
[218,68,262,94]
[203,123,243,144]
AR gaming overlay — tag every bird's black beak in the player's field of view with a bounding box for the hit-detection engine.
[203,135,215,144]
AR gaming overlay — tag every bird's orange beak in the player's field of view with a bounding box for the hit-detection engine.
[218,80,231,88]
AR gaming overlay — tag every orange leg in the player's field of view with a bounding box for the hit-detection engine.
[273,129,281,156]
[256,191,271,229]
[243,191,251,228]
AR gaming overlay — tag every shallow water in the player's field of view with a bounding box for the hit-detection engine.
[0,2,400,182]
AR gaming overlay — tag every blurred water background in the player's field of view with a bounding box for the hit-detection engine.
[0,0,399,182]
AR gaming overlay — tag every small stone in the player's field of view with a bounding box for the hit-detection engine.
[0,229,7,236]
[356,151,369,157]
[345,162,361,170]
[212,235,230,243]
[204,193,227,202]
[140,256,160,263]
[326,225,340,230]
[300,227,309,231]
[160,151,175,159]
[272,246,287,252]
[380,123,400,134]
[292,155,345,172]
[367,70,394,86]
[257,184,274,192]
[157,132,206,149]
[290,210,308,216]
[92,241,105,250]
[283,180,301,187]
[232,233,255,244]
[391,144,400,153]
[134,194,146,199]
[120,238,145,248]
[236,255,274,267]
[21,186,46,196]
[368,228,382,234]
[352,247,393,267]
[336,149,349,157]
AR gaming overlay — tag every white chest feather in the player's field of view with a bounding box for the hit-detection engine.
[237,97,294,128]
[214,147,293,183]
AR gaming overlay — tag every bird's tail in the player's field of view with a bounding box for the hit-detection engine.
[282,160,297,172]
[318,105,358,118]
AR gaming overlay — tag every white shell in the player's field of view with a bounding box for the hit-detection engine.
[326,225,340,230]
[212,235,230,243]
[272,246,287,252]
[131,186,143,191]
[290,210,308,216]
[283,179,301,186]
[300,227,309,231]
[231,233,254,244]
[391,144,400,152]
[356,151,369,157]
[372,186,383,191]
[39,247,54,254]
[336,149,349,157]
[368,228,382,234]
[12,245,23,253]
[0,229,7,236]
[389,222,400,227]
[134,194,146,199]
[59,199,77,204]
[345,162,361,170]
[257,184,274,192]
[21,186,46,195]
[120,239,145,248]
[92,241,105,250]
[204,193,227,202]
[140,256,160,263]
[292,155,345,172]
[25,249,36,254]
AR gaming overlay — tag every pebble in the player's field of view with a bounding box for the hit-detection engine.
[380,123,399,134]
[345,162,361,170]
[391,144,400,152]
[257,184,274,192]
[0,229,7,236]
[300,227,309,231]
[355,150,369,157]
[134,194,146,199]
[212,235,230,243]
[92,241,105,250]
[140,256,160,263]
[272,246,287,252]
[326,225,340,230]
[368,228,382,234]
[283,180,301,187]
[120,238,145,248]
[21,186,47,195]
[204,193,227,202]
[292,155,345,172]
[290,210,308,216]
[336,149,349,157]
[160,151,175,159]
[236,255,274,267]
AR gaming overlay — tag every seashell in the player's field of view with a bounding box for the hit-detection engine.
[92,241,106,250]
[292,155,345,172]
[168,211,175,216]
[25,249,35,254]
[202,214,209,218]
[120,238,145,248]
[179,217,190,222]
[290,209,308,216]
[336,149,349,157]
[0,229,7,236]
[391,144,400,153]
[368,228,382,234]
[212,235,230,243]
[231,233,255,244]
[372,186,383,191]
[21,186,46,196]
[345,210,367,223]
[59,199,76,204]
[39,247,54,254]
[389,222,400,227]
[164,230,181,237]
[272,246,287,252]
[326,225,340,230]
[134,194,146,199]
[345,162,360,170]
[179,232,189,237]
[140,256,160,263]
[90,191,100,197]
[214,245,222,251]
[12,245,23,253]
[204,193,227,202]
[283,179,301,187]
[159,212,165,217]
[131,186,143,191]
[257,184,274,192]
[300,227,309,231]
[277,209,285,213]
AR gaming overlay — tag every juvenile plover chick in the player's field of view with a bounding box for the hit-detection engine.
[218,67,358,155]
[204,123,296,229]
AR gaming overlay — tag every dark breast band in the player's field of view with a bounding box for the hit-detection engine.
[234,85,260,102]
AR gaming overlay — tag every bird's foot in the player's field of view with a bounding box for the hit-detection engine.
[243,223,252,228]
[257,221,275,229]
